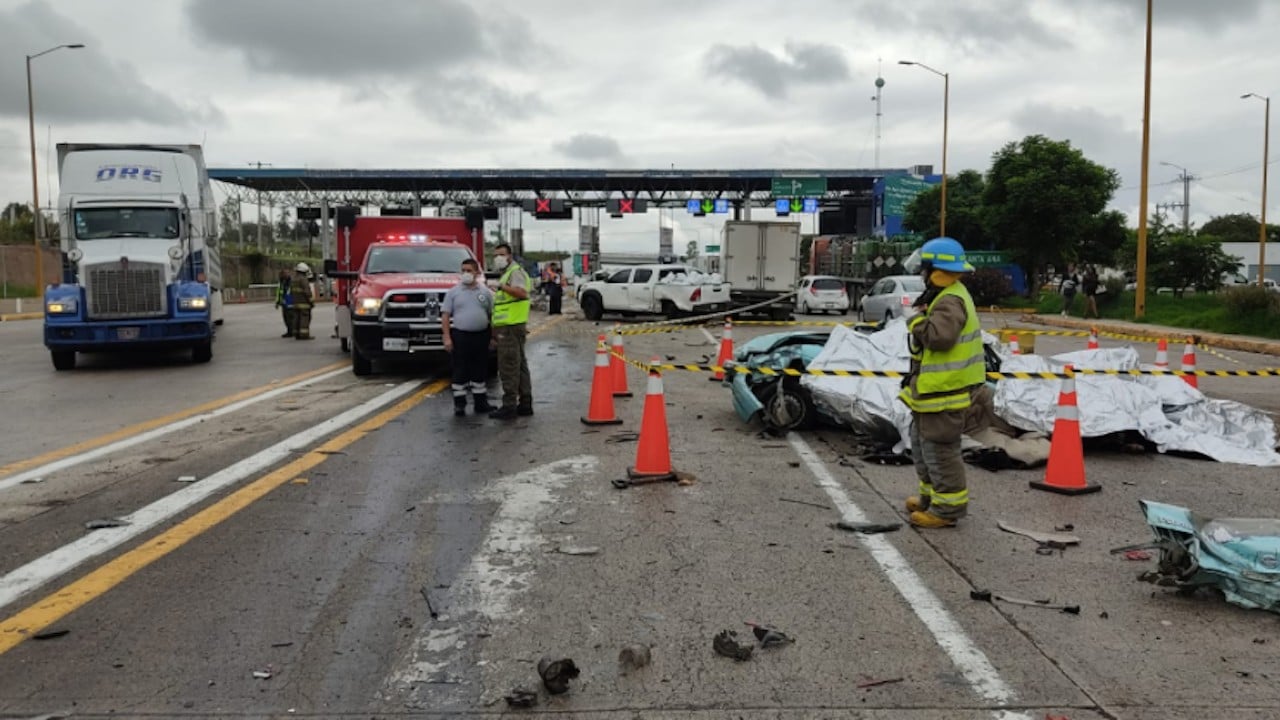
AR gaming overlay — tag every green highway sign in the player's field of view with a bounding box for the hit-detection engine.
[771,177,827,197]
[705,244,720,253]
[966,250,1007,268]
[883,175,933,216]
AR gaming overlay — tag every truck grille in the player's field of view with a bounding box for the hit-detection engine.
[86,261,167,319]
[383,291,443,322]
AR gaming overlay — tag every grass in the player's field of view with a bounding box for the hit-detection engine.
[1032,290,1280,339]
[1,283,38,300]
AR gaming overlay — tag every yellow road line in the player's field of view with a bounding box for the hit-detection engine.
[0,361,348,480]
[0,379,448,655]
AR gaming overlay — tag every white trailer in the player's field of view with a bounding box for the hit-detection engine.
[720,220,801,320]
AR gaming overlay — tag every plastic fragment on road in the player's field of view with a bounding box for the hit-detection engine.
[997,520,1081,546]
[176,475,197,483]
[252,669,273,679]
[84,518,130,530]
[712,629,754,661]
[856,677,904,689]
[746,622,795,648]
[504,687,538,708]
[833,519,902,535]
[555,545,600,556]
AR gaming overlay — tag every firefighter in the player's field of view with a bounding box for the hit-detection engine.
[489,243,533,420]
[274,268,294,338]
[290,262,315,341]
[899,237,985,528]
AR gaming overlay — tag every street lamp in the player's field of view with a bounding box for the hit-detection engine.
[899,60,949,237]
[27,42,85,296]
[1242,92,1270,287]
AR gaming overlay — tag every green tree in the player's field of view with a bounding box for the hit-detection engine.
[982,135,1120,292]
[903,170,988,248]
[1077,210,1129,268]
[1149,233,1241,296]
[1199,213,1280,244]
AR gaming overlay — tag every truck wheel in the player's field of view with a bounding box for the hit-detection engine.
[661,300,679,320]
[352,343,373,376]
[51,351,76,371]
[192,341,213,364]
[581,293,604,321]
[769,306,791,322]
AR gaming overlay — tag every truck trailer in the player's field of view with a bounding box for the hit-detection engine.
[719,220,801,320]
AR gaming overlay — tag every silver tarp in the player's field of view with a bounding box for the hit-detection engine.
[801,323,1280,467]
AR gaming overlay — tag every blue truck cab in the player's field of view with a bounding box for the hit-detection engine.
[44,144,224,370]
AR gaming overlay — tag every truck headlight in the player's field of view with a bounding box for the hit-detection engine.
[67,247,83,263]
[168,245,184,260]
[46,298,77,314]
[355,297,382,316]
[179,296,208,310]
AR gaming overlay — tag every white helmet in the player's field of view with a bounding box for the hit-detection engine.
[295,262,311,274]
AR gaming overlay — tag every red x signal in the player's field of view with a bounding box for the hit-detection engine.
[535,198,551,213]
[620,199,634,213]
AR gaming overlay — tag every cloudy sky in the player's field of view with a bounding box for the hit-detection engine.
[1,0,1277,254]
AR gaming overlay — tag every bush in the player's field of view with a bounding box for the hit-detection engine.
[1098,275,1126,306]
[1221,285,1279,316]
[965,268,1014,305]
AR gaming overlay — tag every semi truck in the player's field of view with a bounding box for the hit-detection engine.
[325,214,485,376]
[719,220,801,320]
[43,144,223,370]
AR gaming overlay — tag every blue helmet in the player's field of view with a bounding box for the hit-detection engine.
[918,237,975,273]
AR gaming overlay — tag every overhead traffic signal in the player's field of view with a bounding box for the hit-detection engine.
[606,197,648,215]
[522,197,573,220]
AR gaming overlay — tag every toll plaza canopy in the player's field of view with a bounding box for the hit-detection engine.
[207,167,916,207]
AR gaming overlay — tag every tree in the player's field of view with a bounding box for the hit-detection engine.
[1199,213,1280,244]
[218,199,242,247]
[1149,233,1241,296]
[902,169,989,248]
[1077,210,1129,268]
[3,202,32,221]
[982,135,1120,293]
[274,210,293,245]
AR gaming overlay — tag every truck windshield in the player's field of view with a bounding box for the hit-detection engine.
[365,245,472,274]
[74,208,179,240]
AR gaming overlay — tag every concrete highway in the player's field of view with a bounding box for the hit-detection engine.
[0,303,1278,719]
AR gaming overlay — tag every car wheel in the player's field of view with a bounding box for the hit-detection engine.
[661,299,680,320]
[352,343,373,376]
[758,378,816,432]
[581,293,604,321]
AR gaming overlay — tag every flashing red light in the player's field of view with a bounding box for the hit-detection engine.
[620,198,634,213]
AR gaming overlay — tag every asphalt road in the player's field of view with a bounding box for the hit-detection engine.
[0,304,1278,719]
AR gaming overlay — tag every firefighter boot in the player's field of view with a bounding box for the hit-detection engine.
[453,396,467,417]
[905,496,929,513]
[909,511,957,529]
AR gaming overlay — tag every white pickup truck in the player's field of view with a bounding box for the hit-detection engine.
[577,264,731,320]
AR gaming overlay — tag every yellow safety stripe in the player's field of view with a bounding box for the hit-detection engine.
[930,489,969,507]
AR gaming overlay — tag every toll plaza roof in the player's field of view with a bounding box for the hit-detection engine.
[207,167,914,201]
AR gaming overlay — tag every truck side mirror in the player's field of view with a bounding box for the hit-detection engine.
[323,258,338,276]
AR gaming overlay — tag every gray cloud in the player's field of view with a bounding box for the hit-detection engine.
[1011,103,1134,161]
[704,41,849,99]
[0,1,222,126]
[409,76,544,130]
[552,133,624,161]
[849,0,1070,55]
[1079,0,1265,31]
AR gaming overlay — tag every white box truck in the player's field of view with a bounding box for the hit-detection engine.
[720,220,801,320]
[43,144,223,370]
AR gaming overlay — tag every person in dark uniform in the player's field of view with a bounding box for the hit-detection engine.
[544,262,566,315]
[274,268,294,337]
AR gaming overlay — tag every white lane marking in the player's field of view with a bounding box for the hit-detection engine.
[788,434,1033,720]
[0,379,423,613]
[0,367,349,491]
[700,327,718,345]
[387,455,598,690]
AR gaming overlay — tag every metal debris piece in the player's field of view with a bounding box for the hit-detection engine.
[19,477,43,484]
[779,497,830,510]
[746,622,795,648]
[605,431,640,444]
[271,642,293,648]
[176,475,197,483]
[556,546,601,556]
[856,677,904,689]
[997,520,1081,546]
[618,644,651,674]
[504,687,538,708]
[420,586,438,619]
[84,518,130,530]
[252,669,273,680]
[1123,549,1153,561]
[32,629,70,640]
[833,519,902,535]
[712,629,754,661]
[971,589,1080,614]
[537,656,580,694]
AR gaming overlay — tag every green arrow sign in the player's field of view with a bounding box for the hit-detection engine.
[701,198,714,213]
[771,177,827,197]
[790,198,803,213]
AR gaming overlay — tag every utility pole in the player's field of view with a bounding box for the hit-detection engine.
[1159,161,1194,233]
[247,161,272,251]
[872,59,885,169]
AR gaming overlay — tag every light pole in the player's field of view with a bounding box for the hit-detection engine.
[1134,0,1153,319]
[1242,92,1270,287]
[1158,160,1193,233]
[899,60,949,237]
[27,43,85,295]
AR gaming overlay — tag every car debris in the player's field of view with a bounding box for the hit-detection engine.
[537,656,580,694]
[555,545,601,556]
[420,586,438,619]
[504,686,539,708]
[745,622,795,648]
[252,669,273,680]
[997,521,1081,547]
[618,643,651,674]
[970,589,1081,614]
[84,518,130,530]
[856,677,904,689]
[833,519,903,535]
[19,477,43,484]
[176,475,197,483]
[712,629,754,661]
[31,629,70,641]
[779,497,830,510]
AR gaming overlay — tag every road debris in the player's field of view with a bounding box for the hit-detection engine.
[252,669,273,680]
[270,641,293,648]
[618,643,651,674]
[176,475,197,483]
[555,545,601,556]
[84,518,130,530]
[290,477,309,485]
[971,589,1080,614]
[537,656,580,694]
[605,431,640,444]
[833,519,902,535]
[31,629,70,640]
[856,677,904,689]
[504,687,538,708]
[746,622,795,648]
[420,586,438,619]
[997,520,1081,547]
[19,477,43,484]
[1123,549,1153,561]
[779,497,830,510]
[712,629,754,661]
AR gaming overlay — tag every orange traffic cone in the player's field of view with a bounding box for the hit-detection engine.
[1087,327,1099,350]
[610,325,633,398]
[1180,338,1198,389]
[1030,365,1100,496]
[1154,338,1169,369]
[1009,334,1021,355]
[582,335,623,426]
[627,363,676,482]
[710,318,735,381]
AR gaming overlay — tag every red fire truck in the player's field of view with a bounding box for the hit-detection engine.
[325,214,485,376]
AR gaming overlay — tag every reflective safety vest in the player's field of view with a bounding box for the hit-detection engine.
[898,282,984,413]
[493,264,530,327]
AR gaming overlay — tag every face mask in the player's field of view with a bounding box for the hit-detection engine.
[493,255,510,270]
[460,271,476,285]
